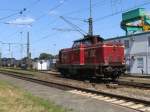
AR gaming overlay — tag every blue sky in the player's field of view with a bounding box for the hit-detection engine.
[0,0,150,59]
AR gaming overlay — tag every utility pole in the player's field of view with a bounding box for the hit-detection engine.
[27,32,31,69]
[88,0,93,36]
[27,32,30,59]
[20,32,23,59]
[8,43,14,58]
[8,43,10,58]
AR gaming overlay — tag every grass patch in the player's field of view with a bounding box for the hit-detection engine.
[0,67,37,76]
[0,81,70,112]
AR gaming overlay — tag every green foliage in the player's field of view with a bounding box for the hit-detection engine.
[39,53,54,60]
[25,93,68,112]
[0,81,70,112]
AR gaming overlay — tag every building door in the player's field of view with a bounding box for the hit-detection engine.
[136,57,146,75]
[148,56,150,75]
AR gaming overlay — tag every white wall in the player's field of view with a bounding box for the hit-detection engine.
[106,32,150,75]
[33,60,50,70]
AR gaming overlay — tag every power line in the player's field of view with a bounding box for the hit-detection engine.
[61,16,87,22]
[0,8,27,21]
[62,0,106,16]
[2,31,19,39]
[32,32,58,44]
[94,0,150,22]
[0,9,19,12]
[0,0,41,21]
[60,16,87,35]
[59,0,108,23]
[35,0,69,21]
[1,42,26,45]
[26,0,41,9]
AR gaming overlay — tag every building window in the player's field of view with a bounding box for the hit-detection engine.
[118,40,121,43]
[137,58,143,68]
[148,37,150,46]
[113,40,116,43]
[124,40,129,48]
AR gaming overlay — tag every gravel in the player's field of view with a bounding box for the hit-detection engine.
[0,73,139,112]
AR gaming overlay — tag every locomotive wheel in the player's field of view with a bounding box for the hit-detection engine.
[59,69,68,77]
[111,69,119,81]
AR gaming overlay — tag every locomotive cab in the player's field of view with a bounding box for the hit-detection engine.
[72,35,104,48]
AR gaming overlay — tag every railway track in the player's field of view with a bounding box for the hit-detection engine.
[1,72,150,112]
[117,80,150,89]
[1,69,150,89]
[42,70,150,89]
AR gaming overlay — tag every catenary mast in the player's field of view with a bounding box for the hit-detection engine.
[88,0,93,36]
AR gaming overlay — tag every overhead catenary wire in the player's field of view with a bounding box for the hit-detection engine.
[61,16,87,22]
[26,0,41,10]
[1,42,26,45]
[60,16,87,35]
[59,0,108,24]
[94,0,150,22]
[28,0,69,34]
[2,0,150,58]
[0,0,41,22]
[35,0,69,21]
[2,31,19,39]
[0,8,27,21]
[0,9,19,12]
[0,0,67,58]
[62,0,106,16]
[32,32,58,44]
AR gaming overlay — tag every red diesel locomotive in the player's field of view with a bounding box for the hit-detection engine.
[57,1,126,80]
[57,35,126,80]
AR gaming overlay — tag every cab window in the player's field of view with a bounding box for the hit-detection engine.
[72,42,81,48]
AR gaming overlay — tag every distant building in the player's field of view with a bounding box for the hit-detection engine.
[1,58,16,67]
[33,60,50,71]
[105,31,150,75]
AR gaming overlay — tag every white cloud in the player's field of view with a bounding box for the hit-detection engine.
[6,16,35,26]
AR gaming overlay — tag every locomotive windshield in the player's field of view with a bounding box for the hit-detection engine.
[72,35,104,48]
[72,40,92,48]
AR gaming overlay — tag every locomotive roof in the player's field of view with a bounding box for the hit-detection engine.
[74,35,104,42]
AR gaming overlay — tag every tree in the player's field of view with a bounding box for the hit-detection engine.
[33,57,39,61]
[39,53,54,60]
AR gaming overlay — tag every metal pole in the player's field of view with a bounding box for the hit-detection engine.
[27,32,31,68]
[88,0,93,36]
[20,32,23,59]
[8,43,11,58]
[90,0,92,18]
[27,32,30,59]
[146,37,149,74]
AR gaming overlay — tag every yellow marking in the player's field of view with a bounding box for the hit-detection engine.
[68,90,148,112]
[139,107,150,111]
[112,100,125,104]
[105,98,118,102]
[120,102,135,106]
[92,95,103,99]
[94,96,110,100]
[130,104,144,109]
[93,96,106,100]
